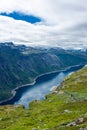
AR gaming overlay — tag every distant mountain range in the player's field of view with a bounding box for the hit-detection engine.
[0,42,87,102]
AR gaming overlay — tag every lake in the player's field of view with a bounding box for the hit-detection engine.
[15,64,84,108]
[0,64,84,108]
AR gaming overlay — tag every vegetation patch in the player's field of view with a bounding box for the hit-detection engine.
[0,66,87,129]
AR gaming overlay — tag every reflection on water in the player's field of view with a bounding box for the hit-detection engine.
[14,64,84,108]
[15,72,68,108]
[0,64,84,107]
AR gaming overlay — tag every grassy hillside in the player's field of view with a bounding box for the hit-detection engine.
[0,66,87,130]
[0,42,87,102]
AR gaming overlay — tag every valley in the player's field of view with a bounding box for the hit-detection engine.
[0,42,87,103]
[0,64,87,130]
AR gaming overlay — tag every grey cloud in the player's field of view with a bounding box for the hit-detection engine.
[0,0,87,49]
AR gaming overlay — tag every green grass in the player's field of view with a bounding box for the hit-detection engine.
[0,67,87,130]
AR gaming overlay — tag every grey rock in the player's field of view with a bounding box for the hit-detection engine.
[76,118,84,124]
[66,121,76,127]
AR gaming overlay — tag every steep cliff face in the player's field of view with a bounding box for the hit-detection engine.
[0,63,87,130]
[0,42,87,101]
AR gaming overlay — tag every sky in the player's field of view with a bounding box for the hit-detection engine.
[0,0,87,49]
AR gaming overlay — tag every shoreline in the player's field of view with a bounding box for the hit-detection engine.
[0,63,85,105]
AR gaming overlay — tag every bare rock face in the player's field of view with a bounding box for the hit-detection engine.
[64,109,72,113]
[32,128,36,130]
[84,98,87,101]
[66,117,84,127]
[76,118,84,124]
[66,122,76,127]
[79,127,87,130]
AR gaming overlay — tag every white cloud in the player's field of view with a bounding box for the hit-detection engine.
[0,0,87,49]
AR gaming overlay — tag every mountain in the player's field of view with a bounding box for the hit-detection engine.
[0,42,87,102]
[0,65,87,130]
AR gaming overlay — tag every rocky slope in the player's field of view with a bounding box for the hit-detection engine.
[0,42,87,102]
[0,65,87,130]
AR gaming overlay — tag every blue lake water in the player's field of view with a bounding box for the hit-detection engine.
[0,64,84,108]
[14,65,84,108]
[15,72,67,108]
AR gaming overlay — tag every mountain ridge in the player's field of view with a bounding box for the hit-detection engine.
[0,42,87,102]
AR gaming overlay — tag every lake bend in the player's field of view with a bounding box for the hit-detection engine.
[0,64,85,108]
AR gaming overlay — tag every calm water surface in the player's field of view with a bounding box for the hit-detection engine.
[0,65,84,108]
[14,65,84,108]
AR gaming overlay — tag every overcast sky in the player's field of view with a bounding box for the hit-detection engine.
[0,0,87,49]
